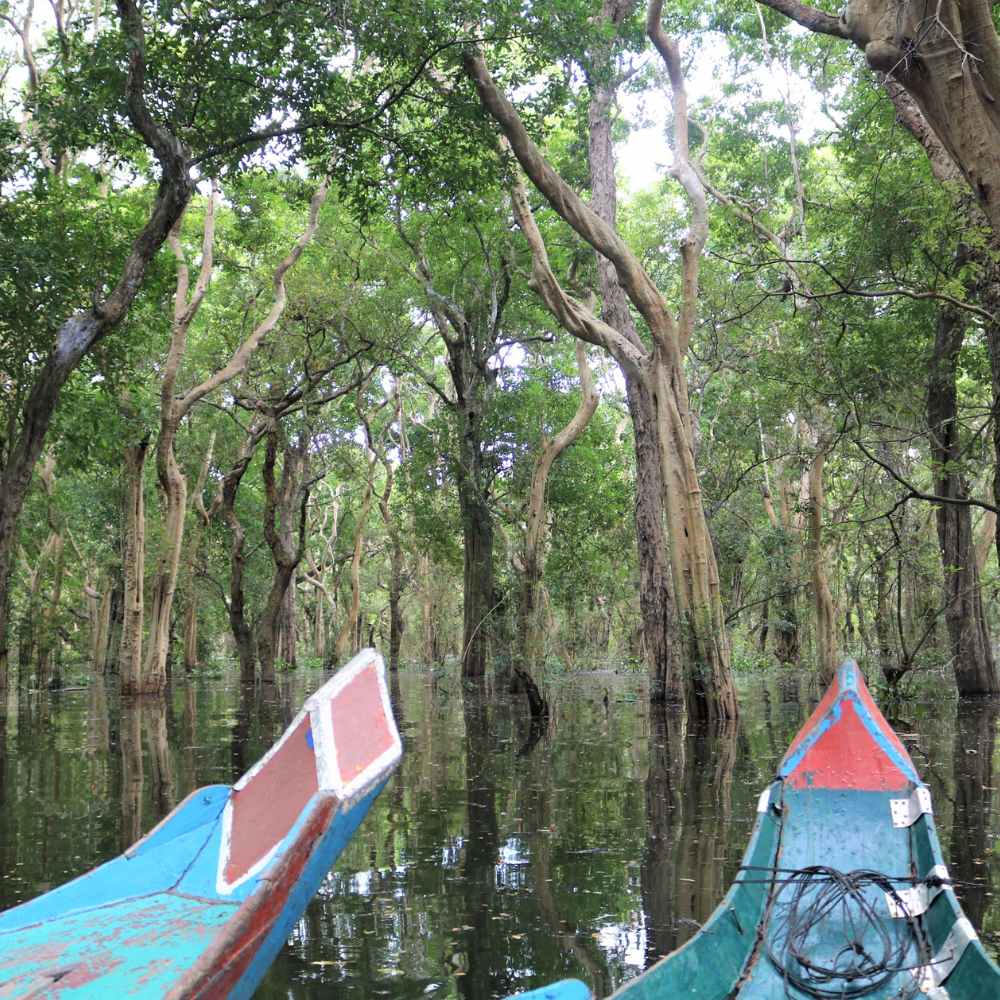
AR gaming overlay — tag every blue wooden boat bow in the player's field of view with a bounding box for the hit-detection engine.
[509,661,1000,999]
[0,649,402,999]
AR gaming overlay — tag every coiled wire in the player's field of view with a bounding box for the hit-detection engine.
[761,866,933,998]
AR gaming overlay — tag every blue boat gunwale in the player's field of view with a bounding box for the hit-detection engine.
[0,648,402,1000]
[507,661,1000,1000]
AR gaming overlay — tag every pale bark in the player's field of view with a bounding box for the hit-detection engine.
[975,510,996,574]
[92,582,113,672]
[473,22,737,717]
[119,437,149,693]
[366,385,406,672]
[808,439,838,686]
[518,342,599,667]
[142,181,327,693]
[0,0,192,687]
[334,452,377,661]
[181,431,215,671]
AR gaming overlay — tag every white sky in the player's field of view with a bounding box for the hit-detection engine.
[617,31,824,191]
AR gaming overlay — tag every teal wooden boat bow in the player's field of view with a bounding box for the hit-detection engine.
[512,662,1000,1000]
[0,649,402,999]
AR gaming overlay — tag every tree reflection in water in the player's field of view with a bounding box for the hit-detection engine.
[0,669,997,999]
[457,678,502,998]
[642,706,737,965]
[951,701,998,930]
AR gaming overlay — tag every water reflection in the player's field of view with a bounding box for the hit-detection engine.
[642,709,739,964]
[950,701,998,930]
[0,669,997,999]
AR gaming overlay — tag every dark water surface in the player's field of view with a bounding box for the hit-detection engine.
[1,667,998,998]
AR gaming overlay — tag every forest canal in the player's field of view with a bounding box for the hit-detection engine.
[0,667,998,998]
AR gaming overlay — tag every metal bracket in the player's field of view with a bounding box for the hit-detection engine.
[885,864,949,918]
[914,917,977,994]
[890,785,933,828]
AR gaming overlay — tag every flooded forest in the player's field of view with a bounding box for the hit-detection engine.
[2,0,1000,995]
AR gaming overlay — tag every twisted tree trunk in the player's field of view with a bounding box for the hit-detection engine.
[0,0,192,688]
[467,10,738,717]
[257,426,310,683]
[119,436,149,693]
[518,342,598,668]
[928,306,999,695]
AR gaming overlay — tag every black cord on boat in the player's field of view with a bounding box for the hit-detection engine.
[758,865,932,999]
[737,865,975,888]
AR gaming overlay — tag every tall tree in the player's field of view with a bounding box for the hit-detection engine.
[462,2,739,718]
[0,0,192,686]
[755,0,1000,238]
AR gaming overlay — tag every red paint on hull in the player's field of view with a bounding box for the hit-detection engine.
[168,796,338,999]
[329,665,394,785]
[784,674,842,759]
[224,716,318,887]
[785,699,910,791]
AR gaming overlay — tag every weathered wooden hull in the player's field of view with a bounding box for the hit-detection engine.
[512,662,1000,999]
[0,649,402,999]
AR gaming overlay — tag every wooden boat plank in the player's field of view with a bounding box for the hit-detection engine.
[0,649,402,999]
[508,662,1000,1000]
[0,891,238,997]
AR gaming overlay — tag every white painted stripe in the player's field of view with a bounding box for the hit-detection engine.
[914,917,977,993]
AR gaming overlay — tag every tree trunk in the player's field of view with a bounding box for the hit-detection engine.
[92,581,113,673]
[875,556,896,684]
[757,0,1000,238]
[928,306,999,695]
[0,0,192,689]
[36,534,64,690]
[219,425,264,685]
[401,219,509,680]
[142,418,185,694]
[808,441,838,686]
[589,75,682,705]
[313,595,326,661]
[119,437,149,694]
[389,534,404,671]
[257,426,309,683]
[518,341,598,669]
[419,554,436,664]
[457,462,494,678]
[470,25,738,718]
[226,506,255,684]
[276,581,297,667]
[334,454,376,661]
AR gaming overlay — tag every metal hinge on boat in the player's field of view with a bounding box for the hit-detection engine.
[884,864,949,917]
[890,785,933,828]
[913,916,978,997]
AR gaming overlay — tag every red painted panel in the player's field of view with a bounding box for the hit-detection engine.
[785,699,910,791]
[329,664,394,784]
[174,797,338,999]
[224,717,318,886]
[855,673,915,768]
[784,672,842,759]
